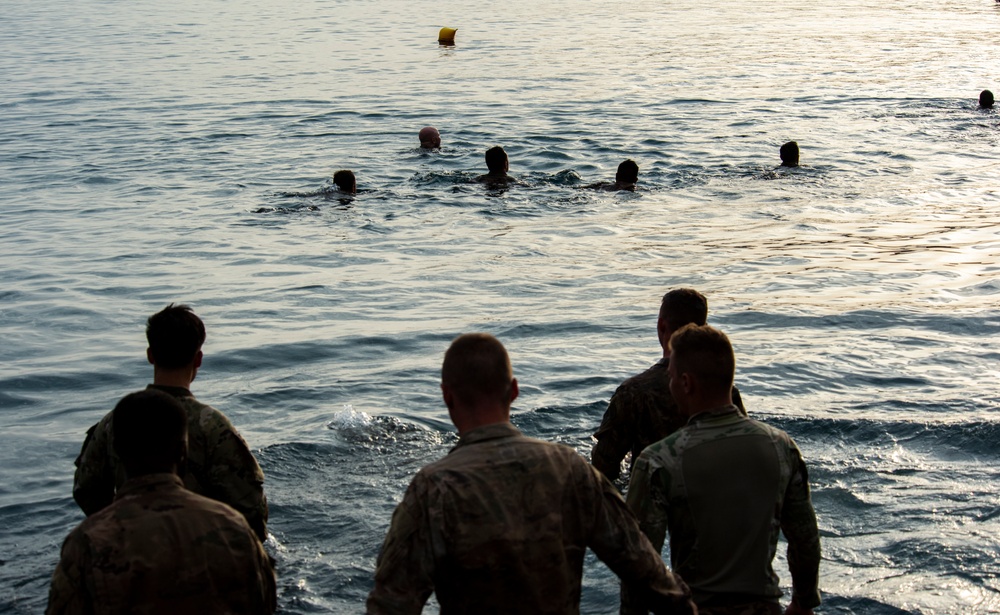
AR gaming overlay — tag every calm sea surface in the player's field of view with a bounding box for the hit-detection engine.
[3,0,1000,612]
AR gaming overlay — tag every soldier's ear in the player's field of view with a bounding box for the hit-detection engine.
[146,347,155,365]
[193,350,203,369]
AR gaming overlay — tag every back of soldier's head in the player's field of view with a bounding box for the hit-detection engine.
[669,324,735,395]
[780,141,799,167]
[616,159,639,184]
[333,169,357,192]
[981,89,995,109]
[484,146,508,173]
[112,389,188,476]
[659,288,708,332]
[146,304,206,369]
[442,333,513,406]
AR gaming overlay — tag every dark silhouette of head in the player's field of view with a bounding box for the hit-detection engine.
[980,90,995,109]
[146,304,205,369]
[419,126,441,149]
[659,288,708,333]
[112,389,188,477]
[668,324,735,397]
[484,147,508,174]
[333,169,357,193]
[616,159,639,185]
[780,141,799,167]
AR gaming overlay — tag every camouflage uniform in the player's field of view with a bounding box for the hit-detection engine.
[592,359,745,481]
[367,422,695,615]
[622,405,821,614]
[47,473,276,615]
[73,384,268,541]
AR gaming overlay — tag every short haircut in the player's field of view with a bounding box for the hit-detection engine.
[484,146,507,173]
[112,389,188,474]
[980,90,995,108]
[780,141,799,167]
[333,169,356,191]
[616,159,639,183]
[442,333,513,406]
[668,324,735,395]
[146,304,206,369]
[659,288,708,331]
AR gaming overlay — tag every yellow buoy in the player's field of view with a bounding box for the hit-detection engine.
[438,27,457,45]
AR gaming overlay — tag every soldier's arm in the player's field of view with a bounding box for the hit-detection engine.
[45,532,94,615]
[780,446,821,611]
[366,478,435,615]
[72,422,115,516]
[206,415,269,541]
[582,464,691,615]
[591,391,634,481]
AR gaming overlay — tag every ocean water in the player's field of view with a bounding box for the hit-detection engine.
[3,0,1000,612]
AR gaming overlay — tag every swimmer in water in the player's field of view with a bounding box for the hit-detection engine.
[475,146,513,186]
[419,126,441,149]
[584,159,639,192]
[333,169,357,194]
[980,90,994,109]
[780,141,799,167]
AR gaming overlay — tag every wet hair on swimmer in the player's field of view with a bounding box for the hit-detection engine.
[980,89,994,109]
[146,304,205,369]
[484,146,508,173]
[112,389,188,475]
[442,333,514,406]
[659,288,708,332]
[669,324,735,394]
[780,141,799,167]
[616,159,639,184]
[333,169,356,192]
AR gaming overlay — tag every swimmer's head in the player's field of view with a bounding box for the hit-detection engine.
[616,159,639,185]
[438,27,457,45]
[980,89,994,109]
[333,169,356,194]
[485,146,508,174]
[779,141,799,167]
[419,126,441,149]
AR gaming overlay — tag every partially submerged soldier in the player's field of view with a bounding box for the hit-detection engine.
[73,304,269,541]
[585,159,640,191]
[333,169,357,194]
[780,141,800,167]
[48,389,276,615]
[475,146,514,187]
[367,333,697,615]
[622,325,821,615]
[980,89,994,109]
[418,126,441,149]
[592,288,745,483]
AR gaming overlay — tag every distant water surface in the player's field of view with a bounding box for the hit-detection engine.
[2,0,1000,613]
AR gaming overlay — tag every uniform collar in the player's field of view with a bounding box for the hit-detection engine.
[454,421,522,449]
[115,473,185,499]
[147,383,194,398]
[687,403,742,425]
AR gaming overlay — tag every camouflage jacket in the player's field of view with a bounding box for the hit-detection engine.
[73,384,268,541]
[592,359,745,481]
[367,422,695,615]
[47,473,276,615]
[623,406,821,613]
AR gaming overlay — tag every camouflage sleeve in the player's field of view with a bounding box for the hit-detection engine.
[45,531,94,615]
[581,466,692,615]
[205,413,269,542]
[250,529,278,615]
[72,420,115,517]
[366,477,435,615]
[592,390,633,481]
[781,444,821,610]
